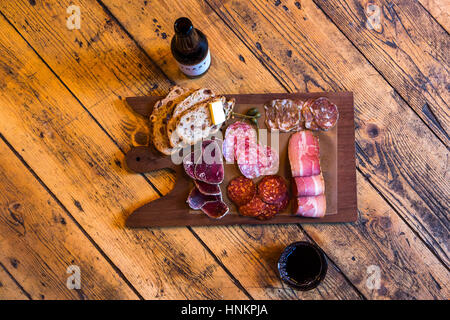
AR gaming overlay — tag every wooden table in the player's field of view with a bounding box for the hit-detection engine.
[0,0,448,300]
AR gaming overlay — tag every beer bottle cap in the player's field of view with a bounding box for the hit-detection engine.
[174,17,193,35]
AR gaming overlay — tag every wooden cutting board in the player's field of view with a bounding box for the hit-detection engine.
[125,92,357,227]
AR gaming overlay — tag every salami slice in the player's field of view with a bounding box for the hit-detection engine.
[235,138,261,179]
[310,97,339,131]
[227,175,256,206]
[201,200,229,219]
[239,196,266,217]
[256,203,279,220]
[257,175,288,204]
[223,121,257,163]
[259,145,279,176]
[274,193,290,211]
[302,99,319,131]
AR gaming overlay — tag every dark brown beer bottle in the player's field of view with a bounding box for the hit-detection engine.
[171,17,211,78]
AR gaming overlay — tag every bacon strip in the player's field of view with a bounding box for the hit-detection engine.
[288,131,320,177]
[293,195,326,218]
[292,175,325,197]
[289,131,326,218]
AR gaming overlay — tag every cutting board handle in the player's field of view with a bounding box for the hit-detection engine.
[125,146,175,172]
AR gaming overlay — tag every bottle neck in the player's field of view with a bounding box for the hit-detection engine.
[174,29,200,52]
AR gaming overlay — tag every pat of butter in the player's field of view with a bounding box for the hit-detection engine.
[208,100,226,125]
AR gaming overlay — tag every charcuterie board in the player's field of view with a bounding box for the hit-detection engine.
[125,92,357,227]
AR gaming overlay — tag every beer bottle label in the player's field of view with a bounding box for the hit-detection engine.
[177,49,211,77]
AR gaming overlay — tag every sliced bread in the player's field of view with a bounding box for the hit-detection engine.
[150,86,194,155]
[174,97,235,146]
[167,88,216,148]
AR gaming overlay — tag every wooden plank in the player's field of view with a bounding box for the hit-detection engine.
[314,0,449,144]
[0,266,29,300]
[0,15,247,299]
[0,140,138,300]
[0,0,363,299]
[418,0,450,32]
[204,0,449,265]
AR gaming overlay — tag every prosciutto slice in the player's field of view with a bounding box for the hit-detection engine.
[293,194,326,218]
[292,175,325,197]
[288,131,320,177]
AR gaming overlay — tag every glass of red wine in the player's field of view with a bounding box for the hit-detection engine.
[278,241,328,291]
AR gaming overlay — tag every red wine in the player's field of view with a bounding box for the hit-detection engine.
[278,241,327,290]
[171,17,210,78]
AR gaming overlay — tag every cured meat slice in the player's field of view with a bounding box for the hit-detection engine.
[257,145,279,176]
[257,203,279,220]
[187,187,221,210]
[292,175,325,197]
[239,196,266,217]
[194,180,221,195]
[235,138,261,179]
[302,99,319,131]
[223,121,257,163]
[310,97,339,131]
[183,149,201,179]
[275,193,290,211]
[194,140,224,184]
[288,131,321,177]
[264,99,303,132]
[227,176,256,206]
[201,200,229,219]
[293,195,326,218]
[258,175,288,204]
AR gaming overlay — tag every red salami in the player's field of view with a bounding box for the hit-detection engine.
[257,203,279,220]
[310,97,339,131]
[227,176,256,206]
[239,196,266,217]
[258,175,288,204]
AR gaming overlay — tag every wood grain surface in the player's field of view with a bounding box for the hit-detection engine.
[0,0,448,300]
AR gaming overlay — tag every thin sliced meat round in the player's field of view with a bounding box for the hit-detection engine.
[239,196,266,217]
[187,187,221,210]
[223,121,257,163]
[194,180,222,195]
[258,175,288,204]
[201,200,229,219]
[310,97,339,131]
[194,140,224,184]
[302,99,319,131]
[227,175,256,206]
[257,203,280,220]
